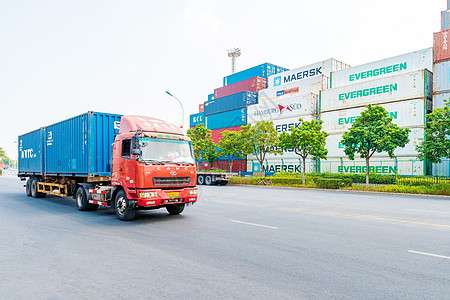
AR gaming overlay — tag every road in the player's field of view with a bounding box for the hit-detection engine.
[1,176,450,299]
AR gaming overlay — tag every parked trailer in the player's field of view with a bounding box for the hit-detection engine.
[196,172,234,186]
[18,112,198,221]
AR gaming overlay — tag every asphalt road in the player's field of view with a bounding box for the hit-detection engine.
[1,176,450,299]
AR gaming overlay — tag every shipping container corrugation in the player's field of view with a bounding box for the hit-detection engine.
[204,91,257,116]
[214,77,267,99]
[247,93,318,123]
[44,112,122,176]
[331,48,433,88]
[210,126,242,144]
[325,127,424,158]
[267,58,350,88]
[199,104,204,113]
[433,60,450,93]
[247,158,315,174]
[199,160,247,172]
[18,128,45,175]
[319,156,424,176]
[223,63,288,86]
[208,94,214,101]
[258,75,329,102]
[442,10,450,31]
[320,69,433,113]
[321,99,431,134]
[433,92,450,109]
[190,112,204,127]
[434,30,450,63]
[205,108,247,130]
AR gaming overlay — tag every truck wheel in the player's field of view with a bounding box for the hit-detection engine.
[31,179,39,198]
[26,179,32,196]
[76,187,99,211]
[205,175,212,185]
[197,175,204,185]
[115,190,136,221]
[166,203,185,215]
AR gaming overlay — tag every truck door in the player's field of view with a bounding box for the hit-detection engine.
[116,139,137,189]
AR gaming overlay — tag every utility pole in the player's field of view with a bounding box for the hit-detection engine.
[228,48,241,74]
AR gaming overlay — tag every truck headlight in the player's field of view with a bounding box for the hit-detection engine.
[189,190,198,195]
[140,192,158,198]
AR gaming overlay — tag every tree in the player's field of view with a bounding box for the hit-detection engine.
[0,147,6,159]
[341,104,410,186]
[186,124,218,170]
[240,121,282,174]
[416,100,450,163]
[218,130,248,172]
[279,118,329,185]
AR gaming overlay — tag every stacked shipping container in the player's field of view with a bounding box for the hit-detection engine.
[321,48,433,175]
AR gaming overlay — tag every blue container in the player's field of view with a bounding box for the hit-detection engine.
[18,128,45,175]
[442,10,450,31]
[204,91,258,116]
[19,112,122,177]
[189,112,204,127]
[223,63,288,86]
[207,93,214,101]
[205,108,247,130]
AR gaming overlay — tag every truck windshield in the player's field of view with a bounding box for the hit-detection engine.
[139,137,195,164]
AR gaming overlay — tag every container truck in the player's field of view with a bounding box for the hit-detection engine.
[18,112,198,221]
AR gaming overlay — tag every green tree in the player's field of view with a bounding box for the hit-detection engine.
[218,130,248,172]
[186,124,218,170]
[279,118,329,185]
[341,104,410,186]
[0,147,6,159]
[202,139,218,170]
[416,100,450,163]
[240,121,282,174]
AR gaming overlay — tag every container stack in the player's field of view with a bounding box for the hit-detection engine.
[189,62,287,171]
[320,49,433,176]
[246,59,350,173]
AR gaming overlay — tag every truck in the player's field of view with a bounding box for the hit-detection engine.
[196,172,234,185]
[18,112,198,221]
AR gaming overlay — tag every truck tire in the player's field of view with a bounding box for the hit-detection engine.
[114,190,136,221]
[166,203,185,215]
[26,179,32,197]
[197,174,204,185]
[76,186,90,211]
[205,175,212,185]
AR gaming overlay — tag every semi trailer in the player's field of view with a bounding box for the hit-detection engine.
[18,112,198,221]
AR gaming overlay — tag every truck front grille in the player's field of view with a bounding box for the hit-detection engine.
[153,177,190,186]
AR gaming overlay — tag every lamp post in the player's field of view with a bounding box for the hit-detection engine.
[165,91,185,133]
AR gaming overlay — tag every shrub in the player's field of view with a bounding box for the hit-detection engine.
[314,178,342,189]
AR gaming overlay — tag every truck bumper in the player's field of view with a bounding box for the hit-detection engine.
[133,188,198,207]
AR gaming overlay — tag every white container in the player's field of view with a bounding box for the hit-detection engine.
[259,75,328,102]
[433,92,450,109]
[248,115,314,159]
[247,157,316,173]
[321,99,430,134]
[331,48,433,88]
[268,58,350,88]
[320,70,433,112]
[319,156,424,176]
[326,127,424,158]
[247,93,318,123]
[433,60,450,93]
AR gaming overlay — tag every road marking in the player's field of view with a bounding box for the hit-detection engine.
[408,250,450,260]
[229,220,278,230]
[405,209,450,215]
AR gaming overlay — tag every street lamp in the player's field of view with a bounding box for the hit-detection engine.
[165,91,185,133]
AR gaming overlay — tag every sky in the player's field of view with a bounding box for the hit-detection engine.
[0,0,445,160]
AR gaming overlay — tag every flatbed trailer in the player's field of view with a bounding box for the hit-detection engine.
[196,172,234,186]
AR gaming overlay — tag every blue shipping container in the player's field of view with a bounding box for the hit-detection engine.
[18,128,45,175]
[207,93,214,101]
[205,108,247,130]
[204,91,258,116]
[18,112,122,177]
[442,10,450,31]
[223,63,288,86]
[190,112,204,127]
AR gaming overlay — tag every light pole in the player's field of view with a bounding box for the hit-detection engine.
[165,91,185,133]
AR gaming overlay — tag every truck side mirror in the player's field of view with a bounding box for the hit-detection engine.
[131,136,139,149]
[131,149,141,156]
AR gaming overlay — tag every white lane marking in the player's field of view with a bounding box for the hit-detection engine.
[408,250,450,260]
[229,220,278,230]
[405,209,450,214]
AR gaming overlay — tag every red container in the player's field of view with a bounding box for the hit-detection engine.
[199,104,204,113]
[434,30,450,63]
[214,76,267,99]
[210,126,242,143]
[199,160,247,172]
